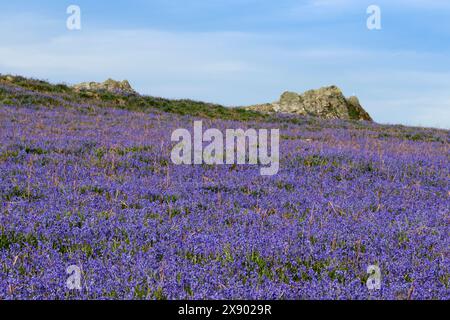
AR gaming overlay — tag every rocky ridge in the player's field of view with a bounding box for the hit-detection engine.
[73,78,136,94]
[246,86,372,121]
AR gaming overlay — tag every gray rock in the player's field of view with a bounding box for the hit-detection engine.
[73,78,136,94]
[246,86,373,121]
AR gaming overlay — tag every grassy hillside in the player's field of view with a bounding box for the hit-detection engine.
[0,74,265,121]
[1,74,448,144]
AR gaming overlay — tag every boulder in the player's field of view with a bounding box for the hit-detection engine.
[73,78,136,94]
[246,86,373,121]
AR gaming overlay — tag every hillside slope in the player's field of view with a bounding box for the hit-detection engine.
[0,75,264,121]
[0,74,449,299]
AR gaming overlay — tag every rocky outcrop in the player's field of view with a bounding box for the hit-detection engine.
[73,79,136,94]
[246,86,372,121]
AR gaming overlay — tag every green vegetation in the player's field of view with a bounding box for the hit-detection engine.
[0,74,266,121]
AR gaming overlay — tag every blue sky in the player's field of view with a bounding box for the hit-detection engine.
[1,0,450,128]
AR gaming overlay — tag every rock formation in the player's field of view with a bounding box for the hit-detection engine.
[73,79,136,94]
[246,86,372,121]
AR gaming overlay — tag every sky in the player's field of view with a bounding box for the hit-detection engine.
[1,0,450,128]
